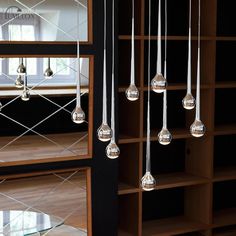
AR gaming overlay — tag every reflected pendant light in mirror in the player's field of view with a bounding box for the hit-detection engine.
[141,0,156,191]
[15,75,24,88]
[151,0,167,93]
[158,0,172,145]
[17,58,26,75]
[97,0,112,142]
[44,58,54,79]
[21,59,30,101]
[106,0,120,159]
[125,0,139,101]
[182,0,195,110]
[72,1,85,124]
[190,0,206,137]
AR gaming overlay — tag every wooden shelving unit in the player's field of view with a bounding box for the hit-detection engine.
[117,0,236,235]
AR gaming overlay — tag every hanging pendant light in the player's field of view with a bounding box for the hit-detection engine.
[106,0,120,159]
[21,59,30,101]
[151,0,167,93]
[15,75,24,88]
[190,0,205,137]
[141,0,156,191]
[182,0,195,110]
[0,102,2,111]
[72,1,85,124]
[44,58,54,79]
[125,0,139,101]
[17,58,26,75]
[97,0,112,142]
[158,0,172,145]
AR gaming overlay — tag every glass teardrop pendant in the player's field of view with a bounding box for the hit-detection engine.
[0,101,2,111]
[151,73,167,93]
[190,119,205,137]
[71,106,85,124]
[182,93,195,110]
[97,123,112,142]
[106,141,120,159]
[141,172,156,191]
[158,128,172,145]
[44,58,54,79]
[21,89,30,101]
[15,75,24,88]
[126,84,139,101]
[17,58,26,75]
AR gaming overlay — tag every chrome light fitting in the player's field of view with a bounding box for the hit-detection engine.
[141,0,156,191]
[72,0,85,124]
[106,0,120,159]
[125,0,139,101]
[97,0,112,142]
[44,58,54,79]
[190,0,206,138]
[17,58,26,75]
[151,0,167,93]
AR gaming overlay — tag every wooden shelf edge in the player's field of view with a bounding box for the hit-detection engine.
[214,167,236,182]
[142,216,210,236]
[118,182,140,195]
[214,124,236,136]
[213,208,236,228]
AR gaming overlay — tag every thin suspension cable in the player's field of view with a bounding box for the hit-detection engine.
[187,0,192,94]
[196,0,201,120]
[156,0,162,74]
[146,0,151,173]
[111,0,115,141]
[102,0,108,124]
[76,1,81,108]
[163,0,167,129]
[130,0,135,85]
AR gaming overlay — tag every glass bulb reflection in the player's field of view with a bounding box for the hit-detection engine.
[71,106,85,124]
[15,75,24,88]
[17,63,26,75]
[44,68,54,79]
[97,123,112,142]
[190,119,206,137]
[158,128,172,145]
[106,141,120,159]
[21,90,30,101]
[0,101,2,111]
[125,84,139,101]
[141,172,156,191]
[151,73,167,93]
[182,93,196,110]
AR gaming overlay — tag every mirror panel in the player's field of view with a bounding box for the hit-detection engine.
[0,0,90,42]
[0,56,92,165]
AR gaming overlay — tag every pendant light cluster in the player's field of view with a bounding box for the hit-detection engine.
[97,0,120,159]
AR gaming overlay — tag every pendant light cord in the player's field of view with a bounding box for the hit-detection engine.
[187,0,192,94]
[130,0,135,85]
[157,0,162,74]
[196,0,201,120]
[76,1,81,108]
[102,0,108,124]
[111,0,115,141]
[163,0,167,129]
[146,0,151,173]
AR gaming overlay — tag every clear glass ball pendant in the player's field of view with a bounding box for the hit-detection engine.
[17,63,26,75]
[151,73,167,93]
[71,106,85,124]
[190,119,206,137]
[0,102,2,111]
[158,128,172,145]
[21,90,30,101]
[182,93,196,110]
[141,172,156,191]
[125,84,139,101]
[15,75,24,88]
[97,123,112,142]
[44,68,54,79]
[106,141,120,159]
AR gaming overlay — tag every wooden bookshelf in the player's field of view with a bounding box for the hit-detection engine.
[117,0,236,235]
